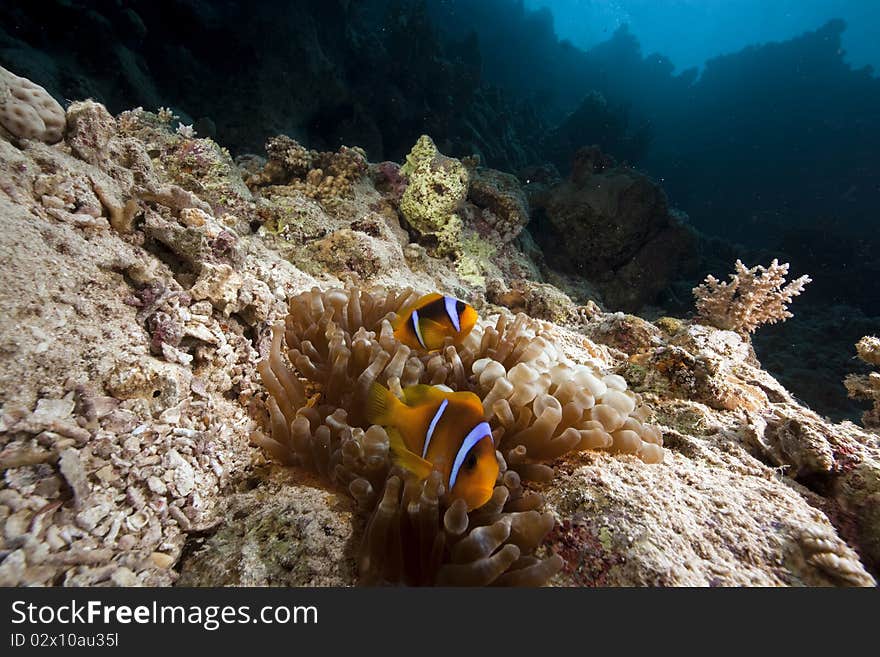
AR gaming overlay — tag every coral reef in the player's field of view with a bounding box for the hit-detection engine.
[693,259,812,334]
[0,80,876,587]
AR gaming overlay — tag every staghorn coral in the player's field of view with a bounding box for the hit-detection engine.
[844,336,880,430]
[693,259,811,334]
[253,285,663,585]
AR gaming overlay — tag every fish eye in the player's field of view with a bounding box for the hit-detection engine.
[464,452,477,470]
[456,300,466,314]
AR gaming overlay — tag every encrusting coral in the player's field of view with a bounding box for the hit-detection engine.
[692,259,811,334]
[253,285,663,585]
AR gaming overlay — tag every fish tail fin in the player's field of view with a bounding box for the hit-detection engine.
[366,382,400,426]
[387,427,434,480]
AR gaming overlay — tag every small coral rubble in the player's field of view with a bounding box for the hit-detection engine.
[246,135,368,206]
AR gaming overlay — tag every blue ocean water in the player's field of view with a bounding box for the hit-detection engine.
[525,0,880,73]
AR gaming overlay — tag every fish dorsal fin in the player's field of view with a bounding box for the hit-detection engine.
[387,427,434,480]
[392,293,443,330]
[448,390,485,416]
[401,384,446,407]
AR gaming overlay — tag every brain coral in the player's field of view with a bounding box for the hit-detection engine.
[0,66,65,144]
[254,285,663,585]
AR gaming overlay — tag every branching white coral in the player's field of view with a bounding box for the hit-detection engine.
[692,259,811,334]
[844,335,880,431]
[176,122,196,138]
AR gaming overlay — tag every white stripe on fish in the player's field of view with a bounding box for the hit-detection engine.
[449,421,492,489]
[422,398,448,459]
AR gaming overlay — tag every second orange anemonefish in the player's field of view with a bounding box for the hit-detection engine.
[392,293,478,351]
[366,382,498,510]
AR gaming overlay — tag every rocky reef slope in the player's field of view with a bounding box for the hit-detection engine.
[0,86,877,586]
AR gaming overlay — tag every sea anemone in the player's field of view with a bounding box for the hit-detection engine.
[253,285,663,585]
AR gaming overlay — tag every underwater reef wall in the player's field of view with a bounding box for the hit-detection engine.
[0,73,878,586]
[0,0,540,172]
[5,0,876,256]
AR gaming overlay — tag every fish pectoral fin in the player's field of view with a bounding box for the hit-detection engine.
[387,427,434,480]
[366,382,397,426]
[418,318,451,349]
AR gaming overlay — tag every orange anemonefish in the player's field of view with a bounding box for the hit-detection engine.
[367,382,498,510]
[392,293,478,351]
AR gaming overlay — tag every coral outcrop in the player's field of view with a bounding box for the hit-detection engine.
[399,135,469,256]
[467,167,530,243]
[0,66,65,144]
[528,146,696,311]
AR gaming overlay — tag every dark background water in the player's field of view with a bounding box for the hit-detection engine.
[1,0,877,421]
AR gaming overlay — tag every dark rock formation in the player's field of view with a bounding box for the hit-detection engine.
[529,147,696,311]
